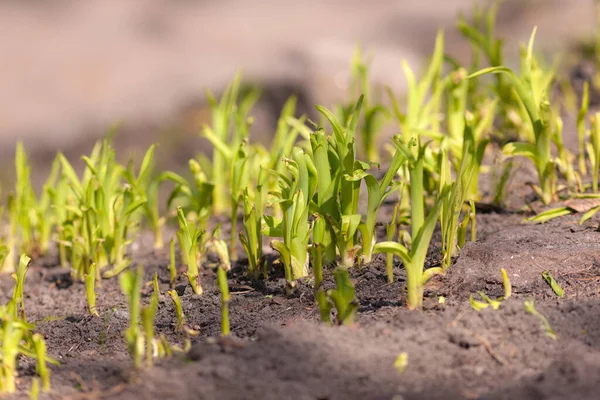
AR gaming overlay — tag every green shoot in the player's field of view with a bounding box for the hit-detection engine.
[31,333,51,392]
[373,184,449,309]
[385,203,402,283]
[141,274,160,367]
[209,234,232,336]
[85,263,99,317]
[588,112,600,192]
[176,207,206,295]
[168,289,185,332]
[524,299,557,340]
[469,268,511,311]
[578,81,590,175]
[265,147,316,293]
[124,144,165,249]
[468,27,558,204]
[344,46,389,162]
[11,254,31,321]
[542,271,564,297]
[239,186,265,280]
[357,146,407,265]
[119,265,144,369]
[169,238,177,287]
[317,268,359,326]
[394,353,409,375]
[201,72,259,215]
[314,96,368,268]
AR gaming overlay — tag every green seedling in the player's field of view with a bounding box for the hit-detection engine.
[124,144,166,249]
[0,301,57,394]
[169,238,177,287]
[388,31,446,144]
[58,134,147,279]
[85,263,99,317]
[439,125,478,270]
[265,147,316,293]
[372,139,450,310]
[209,234,232,336]
[468,28,557,205]
[119,265,144,369]
[162,160,214,231]
[342,46,389,162]
[313,96,370,268]
[356,144,407,265]
[542,271,564,297]
[578,81,590,175]
[12,254,31,321]
[4,145,62,272]
[588,112,600,193]
[31,333,51,391]
[141,274,160,367]
[176,207,206,295]
[524,299,557,340]
[168,289,185,332]
[200,72,260,216]
[239,185,265,280]
[394,352,409,375]
[317,268,359,326]
[469,268,512,311]
[384,203,402,283]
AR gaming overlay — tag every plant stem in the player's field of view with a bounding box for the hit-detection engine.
[216,267,230,336]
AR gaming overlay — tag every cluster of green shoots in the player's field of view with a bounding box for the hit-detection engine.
[0,254,57,395]
[3,0,600,391]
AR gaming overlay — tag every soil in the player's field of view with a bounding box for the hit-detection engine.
[1,158,600,400]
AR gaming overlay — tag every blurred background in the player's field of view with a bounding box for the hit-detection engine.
[0,0,596,183]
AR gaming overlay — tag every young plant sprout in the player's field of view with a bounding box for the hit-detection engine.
[119,265,144,369]
[124,144,166,249]
[168,289,185,332]
[265,147,316,293]
[176,207,206,295]
[12,254,32,321]
[373,137,450,310]
[85,263,99,317]
[317,268,359,326]
[314,96,369,268]
[209,233,232,336]
[468,27,558,205]
[141,274,160,367]
[201,72,259,216]
[239,186,265,280]
[169,238,177,287]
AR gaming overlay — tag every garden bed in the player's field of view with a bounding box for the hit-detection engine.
[2,199,600,400]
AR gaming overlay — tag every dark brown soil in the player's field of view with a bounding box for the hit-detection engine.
[2,170,600,400]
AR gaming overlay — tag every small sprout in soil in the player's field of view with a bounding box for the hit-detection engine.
[394,352,408,375]
[542,271,564,297]
[85,263,99,317]
[317,268,359,326]
[119,265,144,369]
[141,274,160,367]
[176,207,206,296]
[12,254,31,321]
[239,186,265,280]
[469,268,511,311]
[373,140,450,310]
[524,299,557,340]
[265,146,316,293]
[169,237,177,287]
[168,289,185,332]
[209,233,232,336]
[468,27,558,205]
